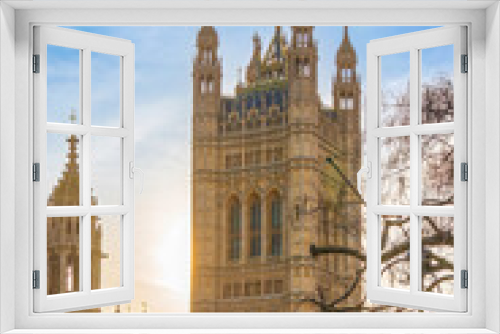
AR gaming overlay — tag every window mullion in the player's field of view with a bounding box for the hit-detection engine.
[82,214,91,293]
[46,206,90,217]
[46,123,90,136]
[45,123,129,137]
[409,47,420,295]
[82,48,92,294]
[82,48,91,208]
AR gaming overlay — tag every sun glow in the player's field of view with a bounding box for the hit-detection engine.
[156,215,191,300]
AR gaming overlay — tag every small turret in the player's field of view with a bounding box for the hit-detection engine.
[333,26,359,113]
[260,26,288,82]
[246,33,262,85]
[332,26,361,209]
[288,26,318,106]
[335,26,357,92]
[193,26,221,106]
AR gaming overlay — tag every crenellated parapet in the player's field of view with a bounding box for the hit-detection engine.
[219,84,289,135]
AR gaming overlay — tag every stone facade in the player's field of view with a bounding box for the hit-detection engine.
[191,26,362,312]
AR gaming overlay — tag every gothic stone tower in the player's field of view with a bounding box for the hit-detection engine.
[47,134,104,312]
[191,26,222,310]
[191,26,362,312]
[327,26,363,306]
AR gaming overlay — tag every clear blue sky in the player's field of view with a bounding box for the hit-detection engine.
[46,26,452,313]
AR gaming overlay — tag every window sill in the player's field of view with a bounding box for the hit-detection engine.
[4,329,497,334]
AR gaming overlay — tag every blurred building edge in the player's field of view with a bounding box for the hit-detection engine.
[191,26,362,312]
[141,301,148,313]
[47,132,150,313]
[112,301,149,313]
[47,133,104,313]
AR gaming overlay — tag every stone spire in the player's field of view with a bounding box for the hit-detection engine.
[261,26,289,81]
[253,32,262,54]
[246,32,263,85]
[337,26,356,65]
[47,136,80,206]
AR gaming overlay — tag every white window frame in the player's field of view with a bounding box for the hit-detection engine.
[0,1,498,333]
[32,26,135,313]
[365,26,467,312]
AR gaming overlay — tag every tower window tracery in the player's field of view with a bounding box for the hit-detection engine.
[273,89,282,105]
[225,100,232,113]
[228,198,242,261]
[66,264,73,292]
[200,78,206,93]
[342,68,352,82]
[202,49,212,64]
[304,60,311,77]
[255,93,261,109]
[248,195,262,258]
[266,91,273,107]
[236,98,243,116]
[340,97,354,110]
[297,32,308,48]
[246,95,253,109]
[269,192,283,257]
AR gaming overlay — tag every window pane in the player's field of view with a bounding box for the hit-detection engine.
[228,199,242,261]
[47,133,81,206]
[91,136,122,205]
[47,45,81,124]
[91,52,121,127]
[47,217,81,295]
[380,136,410,205]
[421,216,454,295]
[380,52,410,127]
[421,45,454,124]
[271,235,281,256]
[380,215,410,290]
[270,196,282,257]
[421,133,454,206]
[92,215,122,290]
[249,199,261,257]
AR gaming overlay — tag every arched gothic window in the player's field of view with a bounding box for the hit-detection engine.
[269,192,283,256]
[248,195,261,257]
[303,59,311,77]
[200,76,206,94]
[66,255,76,293]
[266,90,273,107]
[228,198,242,261]
[66,264,73,292]
[297,33,308,47]
[346,97,354,110]
[246,95,253,110]
[203,49,212,64]
[48,255,60,295]
[296,58,302,76]
[273,89,282,106]
[342,68,352,82]
[339,97,354,110]
[255,93,261,109]
[296,33,302,47]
